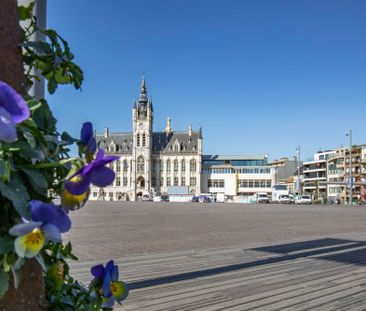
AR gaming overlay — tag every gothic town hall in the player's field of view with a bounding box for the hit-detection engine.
[90,77,203,201]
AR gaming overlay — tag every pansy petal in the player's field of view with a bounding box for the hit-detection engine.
[96,155,120,167]
[102,268,112,298]
[42,224,61,242]
[111,281,129,302]
[30,200,56,223]
[14,236,27,258]
[65,174,92,196]
[30,200,71,233]
[87,137,96,154]
[62,188,89,211]
[0,106,17,143]
[9,222,42,236]
[91,264,105,279]
[90,166,115,187]
[80,122,97,154]
[80,122,93,145]
[105,260,114,273]
[49,207,71,233]
[101,296,115,308]
[111,264,119,282]
[14,228,45,258]
[0,81,30,124]
[95,149,104,161]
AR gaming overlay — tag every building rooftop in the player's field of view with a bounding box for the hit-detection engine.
[203,154,268,161]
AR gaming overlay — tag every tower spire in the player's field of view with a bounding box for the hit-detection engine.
[139,72,148,103]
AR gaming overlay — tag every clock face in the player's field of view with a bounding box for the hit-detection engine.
[139,123,143,129]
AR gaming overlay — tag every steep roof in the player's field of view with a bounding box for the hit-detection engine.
[95,131,201,155]
[96,133,133,154]
[152,131,200,154]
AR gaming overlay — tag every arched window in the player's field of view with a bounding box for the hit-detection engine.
[137,156,144,173]
[137,134,140,146]
[166,160,171,173]
[174,159,178,172]
[190,159,196,173]
[123,160,128,172]
[142,133,146,147]
[160,160,164,172]
[181,160,186,172]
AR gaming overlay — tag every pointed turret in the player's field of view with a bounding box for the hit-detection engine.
[139,74,148,104]
[164,116,172,135]
[133,98,137,109]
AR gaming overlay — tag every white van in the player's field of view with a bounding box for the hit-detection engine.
[216,193,226,203]
[255,193,270,203]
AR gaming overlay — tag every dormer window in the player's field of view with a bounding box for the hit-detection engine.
[173,140,180,152]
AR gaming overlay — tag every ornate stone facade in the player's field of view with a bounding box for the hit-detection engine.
[90,77,202,201]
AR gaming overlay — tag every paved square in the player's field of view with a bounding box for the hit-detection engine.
[66,202,366,310]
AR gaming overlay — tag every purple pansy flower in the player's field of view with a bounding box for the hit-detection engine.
[65,149,119,195]
[29,200,71,233]
[80,122,96,154]
[91,260,128,308]
[0,81,30,143]
[9,200,71,258]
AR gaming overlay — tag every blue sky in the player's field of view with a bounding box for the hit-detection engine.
[47,0,366,161]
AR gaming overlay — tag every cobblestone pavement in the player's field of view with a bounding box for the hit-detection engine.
[66,202,366,310]
[65,202,366,261]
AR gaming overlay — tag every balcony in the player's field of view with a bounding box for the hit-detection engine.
[302,168,326,173]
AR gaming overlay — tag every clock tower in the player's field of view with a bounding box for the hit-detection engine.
[132,75,154,201]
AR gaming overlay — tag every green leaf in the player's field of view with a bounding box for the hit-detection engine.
[32,100,57,132]
[23,130,37,149]
[22,41,52,55]
[22,168,48,189]
[0,159,11,182]
[10,141,46,163]
[0,175,30,217]
[0,270,9,299]
[47,77,58,94]
[0,236,14,255]
[18,2,35,21]
[46,262,64,290]
[61,131,76,145]
[27,100,43,111]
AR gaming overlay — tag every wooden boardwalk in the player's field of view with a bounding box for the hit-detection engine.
[70,233,366,310]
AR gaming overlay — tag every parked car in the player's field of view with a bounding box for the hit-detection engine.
[215,192,226,203]
[202,196,211,203]
[295,195,312,205]
[289,194,295,204]
[192,195,211,203]
[278,194,291,204]
[255,193,270,204]
[192,196,199,202]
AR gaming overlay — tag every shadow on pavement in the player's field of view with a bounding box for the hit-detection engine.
[127,237,366,290]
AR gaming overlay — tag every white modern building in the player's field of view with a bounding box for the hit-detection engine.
[201,155,275,200]
[303,150,336,199]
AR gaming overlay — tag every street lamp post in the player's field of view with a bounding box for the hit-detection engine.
[296,146,301,195]
[346,130,353,204]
